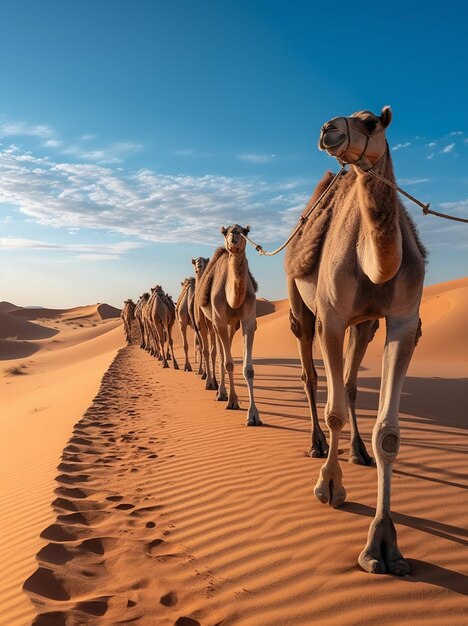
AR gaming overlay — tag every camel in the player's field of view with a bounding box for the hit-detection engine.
[134,293,151,350]
[121,299,135,344]
[191,257,219,388]
[196,225,261,426]
[176,277,202,371]
[285,107,425,575]
[147,285,179,369]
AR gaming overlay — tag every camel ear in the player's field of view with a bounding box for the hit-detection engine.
[191,258,196,265]
[220,226,228,236]
[380,106,392,129]
[243,224,250,235]
[206,258,210,263]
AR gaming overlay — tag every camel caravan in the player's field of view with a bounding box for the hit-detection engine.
[121,107,426,576]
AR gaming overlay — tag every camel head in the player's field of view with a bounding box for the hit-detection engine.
[319,106,392,169]
[220,224,250,255]
[142,292,150,301]
[191,256,210,276]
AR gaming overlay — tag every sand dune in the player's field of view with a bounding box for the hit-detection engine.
[0,305,124,626]
[0,300,21,313]
[2,280,467,625]
[9,302,121,322]
[0,311,58,341]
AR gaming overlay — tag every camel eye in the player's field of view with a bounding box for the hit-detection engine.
[363,118,378,133]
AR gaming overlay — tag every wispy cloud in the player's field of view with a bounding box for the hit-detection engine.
[62,141,143,164]
[239,153,276,164]
[0,237,142,260]
[0,144,306,247]
[0,122,55,139]
[391,142,411,151]
[43,139,61,148]
[441,143,455,154]
[449,131,464,136]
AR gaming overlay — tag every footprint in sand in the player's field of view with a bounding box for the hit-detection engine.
[175,618,201,626]
[160,590,178,607]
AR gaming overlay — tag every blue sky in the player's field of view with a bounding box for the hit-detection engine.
[0,0,467,307]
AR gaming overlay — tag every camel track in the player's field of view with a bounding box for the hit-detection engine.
[24,344,468,625]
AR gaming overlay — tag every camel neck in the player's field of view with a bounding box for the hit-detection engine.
[226,251,248,309]
[355,150,402,284]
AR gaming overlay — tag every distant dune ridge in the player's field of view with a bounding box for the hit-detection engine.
[0,279,467,625]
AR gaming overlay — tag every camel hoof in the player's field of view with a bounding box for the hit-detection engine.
[184,364,192,372]
[246,416,263,426]
[309,434,329,458]
[314,473,346,508]
[358,514,410,576]
[217,392,228,402]
[349,437,374,466]
[225,402,240,410]
[201,372,207,380]
[173,362,179,370]
[205,381,217,391]
[162,362,169,369]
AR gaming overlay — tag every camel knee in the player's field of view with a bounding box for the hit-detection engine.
[289,310,302,338]
[326,414,344,430]
[373,425,400,463]
[226,361,234,373]
[243,365,254,380]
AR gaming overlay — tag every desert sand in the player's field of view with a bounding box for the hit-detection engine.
[1,279,467,625]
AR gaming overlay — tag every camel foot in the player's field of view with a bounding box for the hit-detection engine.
[162,362,169,369]
[173,360,179,370]
[309,430,329,458]
[246,410,262,426]
[349,436,374,466]
[217,391,228,401]
[358,513,410,576]
[201,371,207,380]
[226,400,240,410]
[184,363,192,372]
[205,380,217,391]
[314,464,346,508]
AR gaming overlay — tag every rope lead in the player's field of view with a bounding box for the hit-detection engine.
[243,161,468,257]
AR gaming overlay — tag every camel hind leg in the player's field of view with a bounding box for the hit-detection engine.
[208,324,218,390]
[288,279,328,458]
[167,322,179,370]
[344,320,379,466]
[179,319,192,371]
[156,321,169,368]
[216,332,228,401]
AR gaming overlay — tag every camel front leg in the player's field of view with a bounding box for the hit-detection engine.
[315,317,347,508]
[344,320,379,465]
[358,315,419,576]
[216,323,239,410]
[179,320,192,371]
[241,318,262,426]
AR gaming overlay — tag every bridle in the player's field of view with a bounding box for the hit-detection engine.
[334,116,387,171]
